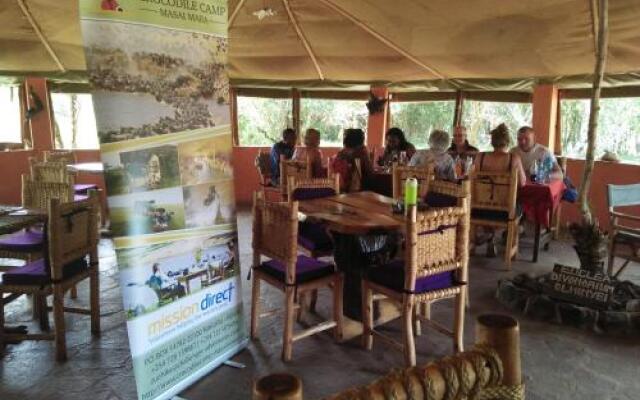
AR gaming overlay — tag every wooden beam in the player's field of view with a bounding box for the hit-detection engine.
[230,87,239,146]
[589,0,600,54]
[453,90,464,127]
[282,0,324,80]
[292,88,301,139]
[16,0,66,73]
[317,0,445,80]
[579,0,608,223]
[228,0,246,26]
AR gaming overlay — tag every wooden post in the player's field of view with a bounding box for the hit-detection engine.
[475,314,521,386]
[230,87,239,146]
[579,0,609,223]
[253,373,303,400]
[453,90,464,128]
[292,88,301,143]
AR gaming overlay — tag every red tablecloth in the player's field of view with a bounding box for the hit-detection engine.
[519,180,565,227]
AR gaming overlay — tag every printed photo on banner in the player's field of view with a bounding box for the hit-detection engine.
[103,144,180,195]
[183,180,235,228]
[117,231,239,320]
[178,136,233,186]
[81,20,229,144]
[109,187,186,237]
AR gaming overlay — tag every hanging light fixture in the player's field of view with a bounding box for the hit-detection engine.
[253,0,277,20]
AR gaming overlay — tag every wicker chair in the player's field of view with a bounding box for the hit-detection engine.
[250,192,343,361]
[422,179,472,311]
[362,205,469,367]
[43,151,99,195]
[470,166,520,268]
[287,175,339,259]
[29,158,74,185]
[0,175,75,267]
[606,183,640,278]
[0,191,101,361]
[255,150,281,201]
[391,164,434,201]
[280,156,311,200]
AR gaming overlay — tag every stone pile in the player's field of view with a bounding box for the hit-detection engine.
[497,273,640,335]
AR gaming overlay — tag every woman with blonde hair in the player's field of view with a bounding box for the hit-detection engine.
[475,123,526,186]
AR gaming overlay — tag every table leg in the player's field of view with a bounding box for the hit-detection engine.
[533,222,541,263]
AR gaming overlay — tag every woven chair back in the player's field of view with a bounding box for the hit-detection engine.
[405,205,469,291]
[44,150,76,164]
[280,156,311,194]
[470,167,518,215]
[22,174,74,210]
[30,157,73,184]
[252,193,299,284]
[392,164,434,201]
[47,191,100,281]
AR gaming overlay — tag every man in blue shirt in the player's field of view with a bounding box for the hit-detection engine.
[270,128,297,185]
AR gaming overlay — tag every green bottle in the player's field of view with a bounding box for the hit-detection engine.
[404,177,418,208]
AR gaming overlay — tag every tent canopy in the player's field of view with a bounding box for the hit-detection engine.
[1,0,640,89]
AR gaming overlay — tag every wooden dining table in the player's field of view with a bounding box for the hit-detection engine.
[298,191,404,320]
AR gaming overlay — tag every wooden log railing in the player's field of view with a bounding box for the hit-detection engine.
[253,314,524,400]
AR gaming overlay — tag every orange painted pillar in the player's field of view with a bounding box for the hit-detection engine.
[532,84,558,151]
[367,86,389,151]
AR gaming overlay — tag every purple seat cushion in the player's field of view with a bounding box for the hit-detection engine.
[298,221,333,253]
[0,229,44,251]
[2,257,88,285]
[259,255,334,284]
[74,184,99,194]
[368,259,455,293]
[291,187,336,201]
[74,194,89,202]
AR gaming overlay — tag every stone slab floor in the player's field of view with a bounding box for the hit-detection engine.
[1,210,639,400]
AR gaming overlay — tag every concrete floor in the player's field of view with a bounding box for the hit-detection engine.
[1,210,639,400]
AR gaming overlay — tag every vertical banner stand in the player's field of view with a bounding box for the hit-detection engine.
[79,2,247,399]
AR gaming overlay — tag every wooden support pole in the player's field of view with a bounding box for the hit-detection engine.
[253,373,303,400]
[453,90,464,128]
[579,0,609,223]
[475,314,521,387]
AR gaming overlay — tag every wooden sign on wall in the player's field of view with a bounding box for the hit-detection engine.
[544,264,614,309]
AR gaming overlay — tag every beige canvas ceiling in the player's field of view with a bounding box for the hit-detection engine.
[1,0,640,90]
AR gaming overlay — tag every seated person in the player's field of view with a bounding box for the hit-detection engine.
[332,128,373,192]
[377,127,416,167]
[293,128,324,178]
[270,128,297,185]
[511,126,563,180]
[475,123,527,187]
[448,125,479,159]
[474,123,527,257]
[408,129,456,181]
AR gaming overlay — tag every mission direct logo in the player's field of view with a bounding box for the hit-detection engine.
[147,281,235,338]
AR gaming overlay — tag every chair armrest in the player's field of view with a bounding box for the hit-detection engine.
[610,211,640,222]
